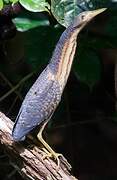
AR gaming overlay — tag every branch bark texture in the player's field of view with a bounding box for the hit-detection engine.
[0,112,77,180]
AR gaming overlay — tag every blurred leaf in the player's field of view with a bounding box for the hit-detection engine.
[9,0,18,4]
[73,28,114,88]
[19,0,50,12]
[74,48,101,89]
[0,0,3,10]
[3,0,9,4]
[13,17,50,32]
[89,0,112,8]
[105,11,117,37]
[51,0,110,27]
[23,26,63,70]
[51,0,90,27]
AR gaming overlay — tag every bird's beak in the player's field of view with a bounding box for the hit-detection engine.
[89,8,107,18]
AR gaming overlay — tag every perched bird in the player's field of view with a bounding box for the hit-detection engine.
[12,8,106,165]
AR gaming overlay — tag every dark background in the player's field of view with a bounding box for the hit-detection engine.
[0,2,117,180]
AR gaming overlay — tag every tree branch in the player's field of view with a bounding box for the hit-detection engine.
[0,112,78,180]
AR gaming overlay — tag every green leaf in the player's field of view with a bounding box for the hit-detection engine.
[0,0,3,10]
[19,0,50,12]
[74,49,101,89]
[51,0,110,27]
[9,0,18,4]
[3,0,9,4]
[13,17,50,32]
[51,0,90,27]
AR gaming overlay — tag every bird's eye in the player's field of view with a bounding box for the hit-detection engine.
[81,15,85,20]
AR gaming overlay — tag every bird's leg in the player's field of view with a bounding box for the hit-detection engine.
[37,119,63,168]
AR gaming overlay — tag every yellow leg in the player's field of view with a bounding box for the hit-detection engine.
[37,120,63,168]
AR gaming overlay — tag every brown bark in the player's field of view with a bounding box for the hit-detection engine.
[0,112,78,180]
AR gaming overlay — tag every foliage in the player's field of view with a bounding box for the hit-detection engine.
[0,0,117,179]
[0,0,117,105]
[9,0,116,88]
[0,0,117,93]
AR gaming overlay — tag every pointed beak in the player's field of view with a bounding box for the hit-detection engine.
[90,8,107,18]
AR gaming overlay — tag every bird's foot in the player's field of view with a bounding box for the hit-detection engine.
[42,148,63,169]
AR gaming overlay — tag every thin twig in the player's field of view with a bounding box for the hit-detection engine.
[6,96,19,116]
[0,72,23,100]
[0,72,34,102]
[5,169,17,179]
[6,84,23,116]
[51,116,115,130]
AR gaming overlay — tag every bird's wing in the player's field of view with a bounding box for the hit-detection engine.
[12,66,61,141]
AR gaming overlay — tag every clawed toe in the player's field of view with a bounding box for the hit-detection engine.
[42,148,63,169]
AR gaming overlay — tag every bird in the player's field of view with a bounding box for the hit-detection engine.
[12,8,106,166]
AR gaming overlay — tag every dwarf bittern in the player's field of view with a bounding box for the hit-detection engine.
[12,9,106,165]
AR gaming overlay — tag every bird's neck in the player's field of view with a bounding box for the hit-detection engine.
[49,25,81,89]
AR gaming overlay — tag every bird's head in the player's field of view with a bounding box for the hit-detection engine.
[73,8,107,28]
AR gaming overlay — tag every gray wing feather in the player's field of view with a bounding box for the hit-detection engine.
[12,66,61,141]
